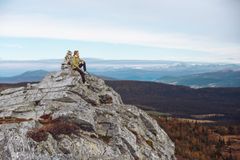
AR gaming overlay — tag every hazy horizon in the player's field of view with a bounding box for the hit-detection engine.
[1,58,240,77]
[1,57,240,64]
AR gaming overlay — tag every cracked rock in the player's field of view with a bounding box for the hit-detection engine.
[0,68,175,160]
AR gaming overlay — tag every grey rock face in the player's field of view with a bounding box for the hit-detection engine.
[0,68,175,160]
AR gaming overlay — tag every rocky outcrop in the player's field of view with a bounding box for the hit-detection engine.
[0,68,175,160]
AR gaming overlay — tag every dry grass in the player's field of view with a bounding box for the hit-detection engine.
[222,135,240,159]
[191,114,224,119]
[27,114,80,142]
[0,117,32,124]
[177,118,216,124]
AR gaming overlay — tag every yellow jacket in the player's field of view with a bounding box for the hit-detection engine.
[72,56,80,69]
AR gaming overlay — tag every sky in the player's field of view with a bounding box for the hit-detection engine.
[0,0,240,63]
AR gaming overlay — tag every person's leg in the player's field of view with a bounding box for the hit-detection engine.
[79,63,83,69]
[83,61,86,72]
[79,69,86,83]
[73,68,86,83]
[79,61,87,72]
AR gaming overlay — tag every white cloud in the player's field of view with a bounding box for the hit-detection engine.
[0,14,240,62]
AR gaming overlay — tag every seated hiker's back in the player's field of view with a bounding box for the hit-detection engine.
[65,50,73,65]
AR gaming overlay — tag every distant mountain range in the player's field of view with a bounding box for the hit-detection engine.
[1,69,240,88]
[0,70,116,83]
[0,70,48,83]
[1,59,240,79]
[0,59,240,86]
[158,70,240,88]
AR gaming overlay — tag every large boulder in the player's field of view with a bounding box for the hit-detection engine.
[0,69,175,160]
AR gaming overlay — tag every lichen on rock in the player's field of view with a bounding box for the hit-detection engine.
[0,68,175,160]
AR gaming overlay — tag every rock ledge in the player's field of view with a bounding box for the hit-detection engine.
[0,69,175,160]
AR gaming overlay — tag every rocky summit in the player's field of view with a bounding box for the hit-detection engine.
[0,68,175,160]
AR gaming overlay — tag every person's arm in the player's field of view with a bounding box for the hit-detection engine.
[79,58,84,64]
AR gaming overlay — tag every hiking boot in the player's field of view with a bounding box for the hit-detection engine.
[84,71,89,75]
[84,82,90,86]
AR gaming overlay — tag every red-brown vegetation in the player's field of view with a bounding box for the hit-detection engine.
[0,117,32,124]
[149,114,240,160]
[27,114,80,142]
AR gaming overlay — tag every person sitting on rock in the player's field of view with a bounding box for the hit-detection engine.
[64,50,73,65]
[74,50,88,73]
[72,50,87,84]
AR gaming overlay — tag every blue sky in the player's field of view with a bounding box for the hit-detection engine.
[0,0,239,62]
